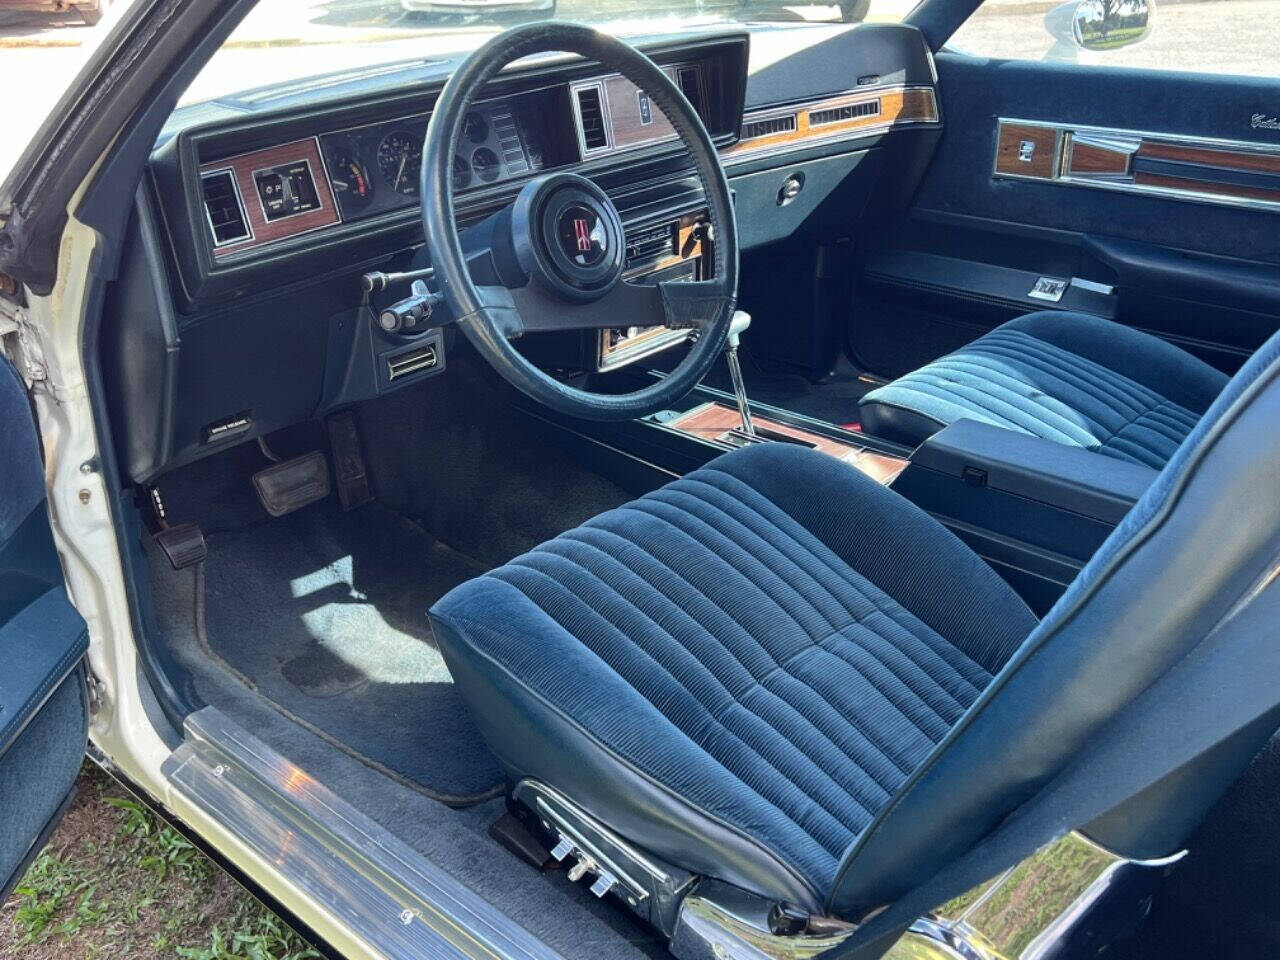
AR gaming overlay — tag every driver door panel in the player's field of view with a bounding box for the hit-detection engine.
[0,352,89,900]
[851,53,1280,379]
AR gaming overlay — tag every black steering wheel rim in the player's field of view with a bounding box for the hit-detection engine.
[421,21,739,422]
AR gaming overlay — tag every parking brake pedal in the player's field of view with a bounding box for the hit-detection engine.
[252,450,331,517]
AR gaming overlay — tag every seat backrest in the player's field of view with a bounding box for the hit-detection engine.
[828,329,1280,921]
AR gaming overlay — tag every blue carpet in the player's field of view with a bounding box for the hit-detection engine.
[197,498,507,804]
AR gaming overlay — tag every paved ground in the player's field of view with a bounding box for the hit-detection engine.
[950,0,1279,75]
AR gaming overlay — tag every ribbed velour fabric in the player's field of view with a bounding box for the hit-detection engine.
[432,443,1037,901]
[860,312,1228,469]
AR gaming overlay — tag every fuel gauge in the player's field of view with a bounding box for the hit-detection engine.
[329,152,373,212]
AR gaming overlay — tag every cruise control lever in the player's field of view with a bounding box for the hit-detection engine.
[377,279,445,334]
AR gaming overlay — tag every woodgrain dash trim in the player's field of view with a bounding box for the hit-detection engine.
[200,137,340,258]
[724,85,939,160]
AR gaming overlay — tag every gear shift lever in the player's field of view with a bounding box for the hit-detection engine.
[724,310,755,438]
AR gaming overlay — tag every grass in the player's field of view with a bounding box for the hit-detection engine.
[1,761,320,960]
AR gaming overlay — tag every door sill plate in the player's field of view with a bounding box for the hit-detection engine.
[163,707,559,960]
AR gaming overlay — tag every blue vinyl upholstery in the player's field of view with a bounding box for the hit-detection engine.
[430,443,1036,909]
[859,312,1228,468]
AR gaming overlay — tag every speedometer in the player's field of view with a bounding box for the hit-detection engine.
[376,131,422,197]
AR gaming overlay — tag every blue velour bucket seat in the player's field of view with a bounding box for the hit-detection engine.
[430,328,1280,923]
[858,311,1227,467]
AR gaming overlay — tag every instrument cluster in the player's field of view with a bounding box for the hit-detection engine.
[318,95,547,223]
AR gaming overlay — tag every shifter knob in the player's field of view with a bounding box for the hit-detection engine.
[727,310,751,350]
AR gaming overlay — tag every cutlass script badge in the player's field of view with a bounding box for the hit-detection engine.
[1252,113,1280,131]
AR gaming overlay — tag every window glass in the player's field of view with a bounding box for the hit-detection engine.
[183,0,918,106]
[948,0,1279,80]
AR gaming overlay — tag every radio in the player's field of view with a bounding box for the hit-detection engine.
[599,211,710,372]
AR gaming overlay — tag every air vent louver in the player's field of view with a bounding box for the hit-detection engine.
[808,99,880,127]
[202,170,249,246]
[576,86,609,152]
[741,114,798,141]
[676,66,703,116]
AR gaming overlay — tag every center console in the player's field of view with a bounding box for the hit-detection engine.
[664,402,908,486]
[890,419,1159,611]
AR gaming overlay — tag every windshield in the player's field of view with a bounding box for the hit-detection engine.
[182,0,915,105]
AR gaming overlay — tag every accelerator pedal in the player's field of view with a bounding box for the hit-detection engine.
[252,450,330,517]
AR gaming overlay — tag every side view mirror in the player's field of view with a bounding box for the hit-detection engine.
[1045,0,1154,59]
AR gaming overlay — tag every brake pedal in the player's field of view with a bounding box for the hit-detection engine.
[326,410,373,511]
[155,523,207,570]
[252,450,331,517]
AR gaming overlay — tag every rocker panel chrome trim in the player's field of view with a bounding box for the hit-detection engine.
[163,707,563,960]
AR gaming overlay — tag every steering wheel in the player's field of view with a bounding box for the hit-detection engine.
[421,22,739,421]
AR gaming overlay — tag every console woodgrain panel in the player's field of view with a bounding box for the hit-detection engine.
[724,86,939,160]
[201,138,339,258]
[994,123,1060,179]
[666,403,909,485]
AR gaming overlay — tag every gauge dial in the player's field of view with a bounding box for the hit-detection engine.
[471,147,501,184]
[452,154,472,192]
[328,152,373,210]
[376,131,422,196]
[463,112,489,145]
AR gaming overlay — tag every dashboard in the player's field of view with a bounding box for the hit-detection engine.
[116,25,943,483]
[195,63,712,261]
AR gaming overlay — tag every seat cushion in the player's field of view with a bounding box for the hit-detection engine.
[858,312,1229,469]
[430,442,1037,909]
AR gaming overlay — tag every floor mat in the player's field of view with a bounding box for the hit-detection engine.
[195,498,507,804]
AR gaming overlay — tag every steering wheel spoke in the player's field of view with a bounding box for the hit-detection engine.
[657,279,735,332]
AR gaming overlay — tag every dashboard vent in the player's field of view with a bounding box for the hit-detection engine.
[201,170,250,246]
[575,85,609,152]
[808,99,880,127]
[676,66,704,116]
[741,114,797,141]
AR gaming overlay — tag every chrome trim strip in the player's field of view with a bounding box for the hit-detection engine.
[200,167,254,248]
[570,78,613,158]
[994,117,1280,212]
[163,707,564,960]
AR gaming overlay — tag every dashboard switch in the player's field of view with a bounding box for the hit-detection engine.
[253,160,320,221]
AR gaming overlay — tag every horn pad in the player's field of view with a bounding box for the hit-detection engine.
[510,173,626,303]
